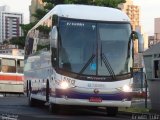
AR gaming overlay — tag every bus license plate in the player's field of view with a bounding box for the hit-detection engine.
[89,97,102,102]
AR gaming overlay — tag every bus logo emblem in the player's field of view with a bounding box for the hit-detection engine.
[94,89,99,94]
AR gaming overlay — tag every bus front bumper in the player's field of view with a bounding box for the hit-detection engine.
[54,98,131,107]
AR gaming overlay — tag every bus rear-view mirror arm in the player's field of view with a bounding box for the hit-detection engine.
[132,31,144,53]
[50,26,58,48]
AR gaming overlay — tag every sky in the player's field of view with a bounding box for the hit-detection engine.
[133,0,160,35]
[0,0,160,36]
[0,0,31,24]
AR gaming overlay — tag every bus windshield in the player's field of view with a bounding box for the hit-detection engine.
[58,19,132,76]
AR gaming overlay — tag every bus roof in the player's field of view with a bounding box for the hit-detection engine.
[0,54,24,59]
[32,4,130,30]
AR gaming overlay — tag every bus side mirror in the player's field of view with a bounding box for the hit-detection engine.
[50,26,58,48]
[132,31,144,53]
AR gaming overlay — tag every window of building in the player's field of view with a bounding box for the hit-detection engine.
[154,60,160,78]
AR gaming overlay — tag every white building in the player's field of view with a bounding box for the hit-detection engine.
[0,5,23,43]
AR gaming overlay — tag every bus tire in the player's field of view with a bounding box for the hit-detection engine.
[106,107,118,116]
[26,80,29,97]
[28,81,36,107]
[29,97,36,107]
[49,103,59,114]
[28,90,35,107]
[46,80,49,102]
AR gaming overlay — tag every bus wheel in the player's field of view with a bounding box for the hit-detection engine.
[106,107,118,116]
[28,92,35,107]
[28,81,35,107]
[26,80,29,97]
[49,103,59,114]
[46,80,49,102]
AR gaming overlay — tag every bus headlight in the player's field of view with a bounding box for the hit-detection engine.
[56,79,76,89]
[60,81,69,89]
[122,85,132,92]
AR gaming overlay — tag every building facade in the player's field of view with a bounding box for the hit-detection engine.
[154,18,160,44]
[0,44,24,55]
[118,0,140,31]
[0,6,23,43]
[148,18,160,48]
[29,0,44,23]
[118,0,148,67]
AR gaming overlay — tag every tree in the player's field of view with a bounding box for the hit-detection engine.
[91,0,126,8]
[9,36,25,49]
[32,9,47,21]
[64,0,93,5]
[42,0,126,8]
[20,22,37,36]
[42,0,65,5]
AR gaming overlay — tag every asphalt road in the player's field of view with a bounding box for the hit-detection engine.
[0,94,133,120]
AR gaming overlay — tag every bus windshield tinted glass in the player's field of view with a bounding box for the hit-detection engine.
[98,23,132,75]
[59,19,96,75]
[58,19,132,76]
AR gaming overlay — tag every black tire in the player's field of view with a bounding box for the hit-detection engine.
[49,103,60,114]
[28,91,36,107]
[106,107,118,116]
[26,80,29,97]
[46,80,49,102]
[28,81,36,107]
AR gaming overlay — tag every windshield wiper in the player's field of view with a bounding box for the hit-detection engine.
[79,54,95,74]
[100,44,116,80]
[102,53,116,80]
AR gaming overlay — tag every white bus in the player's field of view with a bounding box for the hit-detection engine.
[0,54,24,94]
[24,4,143,115]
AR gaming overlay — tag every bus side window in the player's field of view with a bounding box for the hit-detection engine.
[1,59,16,73]
[0,59,1,72]
[17,60,24,73]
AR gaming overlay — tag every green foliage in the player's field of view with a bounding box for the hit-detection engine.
[42,0,65,5]
[44,3,54,11]
[42,0,126,8]
[32,9,47,21]
[3,40,9,45]
[36,25,51,34]
[9,36,25,49]
[92,0,126,7]
[64,0,92,4]
[20,22,37,36]
[119,107,149,113]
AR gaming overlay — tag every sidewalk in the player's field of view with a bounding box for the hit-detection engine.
[131,98,151,108]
